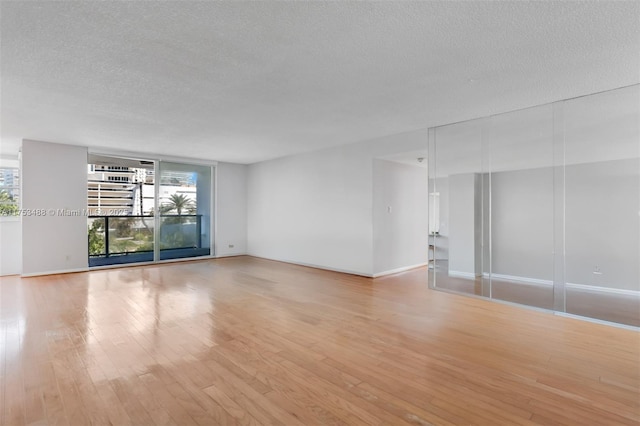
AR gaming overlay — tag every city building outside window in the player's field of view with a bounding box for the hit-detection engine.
[0,165,20,216]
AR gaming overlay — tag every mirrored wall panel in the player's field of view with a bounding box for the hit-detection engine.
[428,85,639,327]
[429,118,488,297]
[562,87,640,325]
[487,104,555,310]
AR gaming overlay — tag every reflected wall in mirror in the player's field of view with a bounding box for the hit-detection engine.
[428,84,639,327]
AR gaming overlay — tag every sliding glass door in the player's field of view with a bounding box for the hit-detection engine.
[88,156,213,266]
[87,155,156,267]
[158,161,212,260]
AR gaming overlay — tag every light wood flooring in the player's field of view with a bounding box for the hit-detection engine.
[1,256,638,425]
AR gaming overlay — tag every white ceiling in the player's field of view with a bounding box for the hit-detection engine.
[1,1,639,163]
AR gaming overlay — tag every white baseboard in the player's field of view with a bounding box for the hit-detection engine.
[477,273,639,297]
[21,267,89,277]
[448,270,480,279]
[215,252,248,258]
[555,312,640,331]
[483,273,553,287]
[373,262,429,278]
[247,255,372,277]
[565,282,640,297]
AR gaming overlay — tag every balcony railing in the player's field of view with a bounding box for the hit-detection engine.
[88,215,208,266]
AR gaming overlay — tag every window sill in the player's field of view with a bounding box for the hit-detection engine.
[0,216,21,223]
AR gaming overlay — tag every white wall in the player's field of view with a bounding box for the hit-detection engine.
[485,159,639,291]
[22,140,88,275]
[215,162,248,257]
[247,129,427,276]
[372,159,428,276]
[247,143,373,275]
[0,219,21,275]
[490,168,553,281]
[448,173,481,277]
[565,158,639,291]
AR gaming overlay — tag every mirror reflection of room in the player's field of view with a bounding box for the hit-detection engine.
[428,85,639,327]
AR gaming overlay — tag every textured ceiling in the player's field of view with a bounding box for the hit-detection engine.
[1,1,639,163]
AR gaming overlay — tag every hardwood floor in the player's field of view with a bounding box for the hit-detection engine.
[1,256,638,425]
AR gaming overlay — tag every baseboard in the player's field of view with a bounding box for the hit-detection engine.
[554,312,640,331]
[215,252,248,258]
[483,273,553,287]
[247,255,372,277]
[21,267,89,277]
[372,262,428,278]
[477,273,639,296]
[565,282,640,297]
[448,270,480,279]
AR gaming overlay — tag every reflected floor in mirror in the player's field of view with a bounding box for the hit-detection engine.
[1,256,638,425]
[431,260,640,327]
